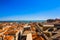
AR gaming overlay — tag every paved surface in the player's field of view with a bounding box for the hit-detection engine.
[26,33,32,40]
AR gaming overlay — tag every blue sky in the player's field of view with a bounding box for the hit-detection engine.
[0,0,60,20]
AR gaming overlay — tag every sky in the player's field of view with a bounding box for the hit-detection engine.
[0,0,60,20]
